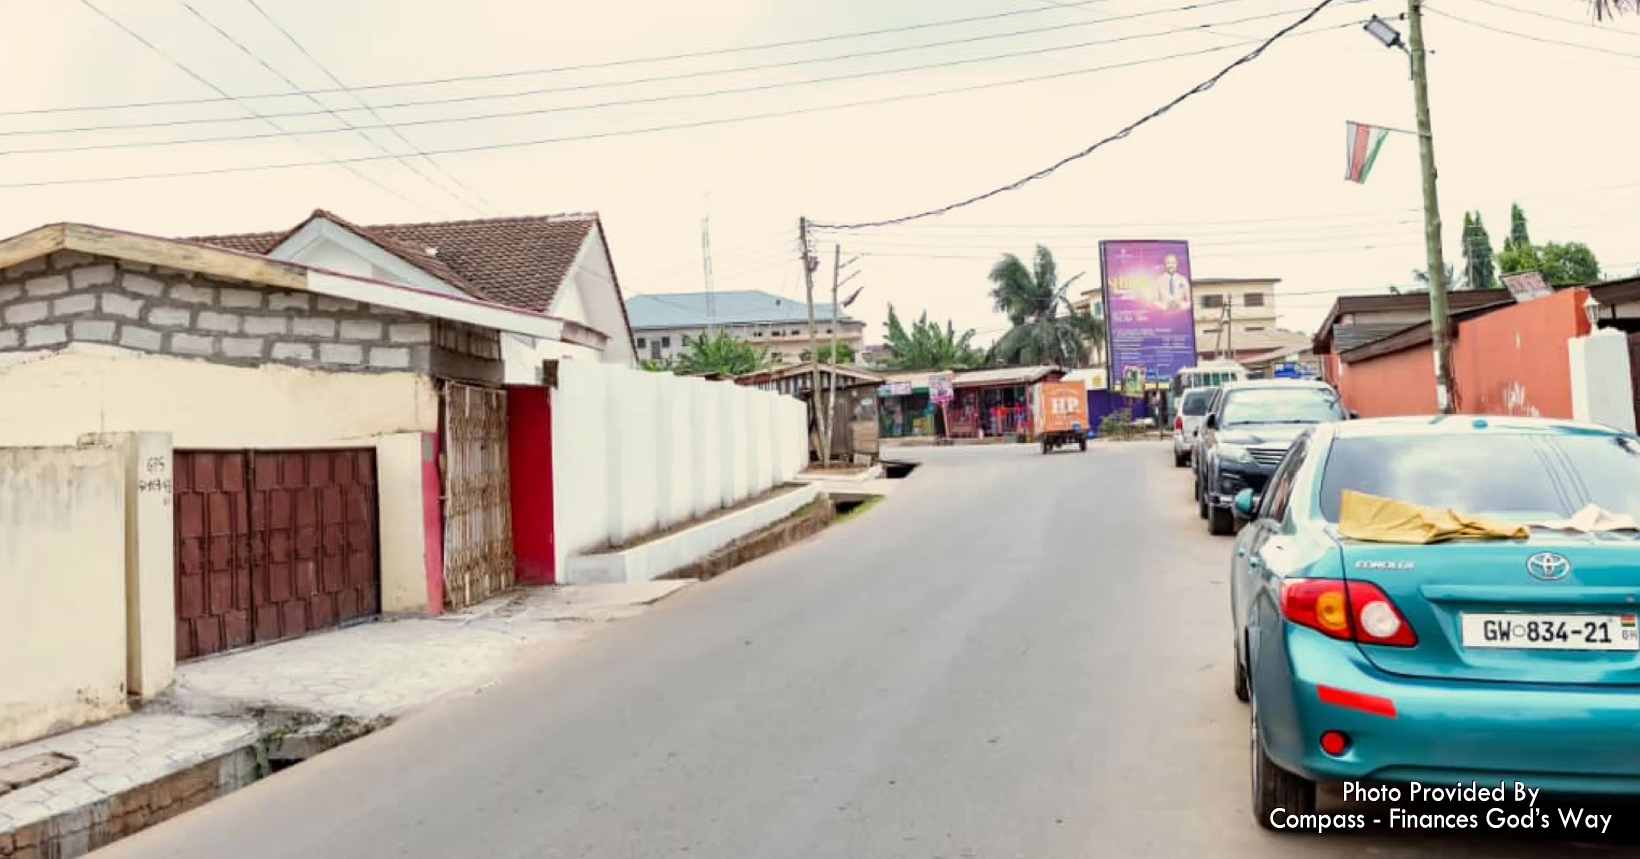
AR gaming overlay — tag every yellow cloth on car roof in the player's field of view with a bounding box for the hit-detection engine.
[1337,489,1529,544]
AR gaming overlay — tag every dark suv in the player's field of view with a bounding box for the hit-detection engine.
[1195,380,1347,535]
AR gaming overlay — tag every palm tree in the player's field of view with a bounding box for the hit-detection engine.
[1592,0,1632,19]
[987,245,1095,367]
[878,305,984,371]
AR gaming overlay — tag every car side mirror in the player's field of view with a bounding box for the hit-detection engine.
[1348,410,1361,420]
[1205,414,1218,430]
[1233,488,1259,519]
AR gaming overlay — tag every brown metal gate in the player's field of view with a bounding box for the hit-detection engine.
[441,383,514,610]
[174,449,379,660]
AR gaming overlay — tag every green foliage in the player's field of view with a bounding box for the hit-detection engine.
[800,342,856,364]
[673,331,775,376]
[1506,202,1532,252]
[1461,212,1499,290]
[1098,408,1137,441]
[1496,204,1602,286]
[878,304,984,370]
[1536,242,1602,285]
[1411,264,1458,290]
[639,357,675,373]
[986,245,1099,367]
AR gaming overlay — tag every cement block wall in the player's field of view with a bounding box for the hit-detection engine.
[0,252,454,373]
[0,443,129,747]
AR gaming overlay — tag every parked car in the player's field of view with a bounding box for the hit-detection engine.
[1172,386,1218,468]
[1195,380,1347,536]
[1230,416,1640,827]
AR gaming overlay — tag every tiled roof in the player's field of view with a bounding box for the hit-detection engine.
[626,290,856,329]
[185,209,598,314]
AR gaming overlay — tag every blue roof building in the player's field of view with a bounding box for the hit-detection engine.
[626,290,865,364]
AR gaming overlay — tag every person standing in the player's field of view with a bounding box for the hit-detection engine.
[1157,253,1191,311]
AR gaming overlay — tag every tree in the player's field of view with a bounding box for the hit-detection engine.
[1505,202,1532,252]
[1591,0,1633,20]
[800,343,855,364]
[986,245,1093,367]
[878,304,983,371]
[639,357,675,373]
[673,331,775,376]
[1537,242,1602,285]
[1460,211,1499,290]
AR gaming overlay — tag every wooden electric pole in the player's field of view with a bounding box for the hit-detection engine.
[1407,0,1455,413]
[822,246,859,468]
[799,217,821,464]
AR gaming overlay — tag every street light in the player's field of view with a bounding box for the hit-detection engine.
[1364,15,1405,50]
[1585,294,1603,330]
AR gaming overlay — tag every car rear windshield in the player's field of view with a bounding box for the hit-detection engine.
[1318,433,1640,522]
[1219,387,1343,427]
[1181,389,1216,416]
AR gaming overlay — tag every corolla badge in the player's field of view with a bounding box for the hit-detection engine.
[1525,552,1571,582]
[1354,560,1414,570]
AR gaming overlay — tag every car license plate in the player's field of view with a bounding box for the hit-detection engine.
[1460,613,1640,651]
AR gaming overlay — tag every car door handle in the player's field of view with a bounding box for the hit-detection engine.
[1247,555,1265,568]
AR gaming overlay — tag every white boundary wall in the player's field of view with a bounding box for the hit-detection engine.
[551,362,807,574]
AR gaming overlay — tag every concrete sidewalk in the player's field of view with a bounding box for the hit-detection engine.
[0,581,691,858]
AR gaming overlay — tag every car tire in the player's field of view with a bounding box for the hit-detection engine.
[1173,450,1188,468]
[1078,437,1087,452]
[1251,695,1316,828]
[1197,485,1209,520]
[1232,640,1250,703]
[1208,503,1234,536]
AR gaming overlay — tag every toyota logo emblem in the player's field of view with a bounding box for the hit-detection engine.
[1525,552,1571,582]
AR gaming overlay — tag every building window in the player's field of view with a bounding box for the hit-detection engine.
[661,336,671,348]
[1244,293,1266,307]
[754,330,764,337]
[636,337,647,348]
[1246,326,1266,332]
[1200,294,1225,309]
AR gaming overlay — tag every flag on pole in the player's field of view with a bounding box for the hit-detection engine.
[1345,121,1390,183]
[841,286,864,307]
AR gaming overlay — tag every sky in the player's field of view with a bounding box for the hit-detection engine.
[5,0,1640,347]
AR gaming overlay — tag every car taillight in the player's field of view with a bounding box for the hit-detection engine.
[1280,579,1417,647]
[1174,415,1184,431]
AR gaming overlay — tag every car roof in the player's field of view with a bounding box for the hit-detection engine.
[1216,379,1334,392]
[1181,386,1217,397]
[1329,414,1630,440]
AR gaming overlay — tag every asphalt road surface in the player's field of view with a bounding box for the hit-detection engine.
[100,442,1637,858]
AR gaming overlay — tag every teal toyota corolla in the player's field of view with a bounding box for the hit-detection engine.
[1229,416,1640,828]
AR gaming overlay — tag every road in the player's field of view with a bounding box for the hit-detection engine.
[101,442,1632,858]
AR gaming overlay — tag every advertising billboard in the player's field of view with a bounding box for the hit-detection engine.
[1099,240,1199,387]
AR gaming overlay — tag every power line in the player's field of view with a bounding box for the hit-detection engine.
[3,2,1318,156]
[237,0,498,214]
[0,0,1164,119]
[1427,5,1640,59]
[1466,0,1640,31]
[177,0,477,216]
[810,0,1353,230]
[0,28,1351,190]
[73,0,438,214]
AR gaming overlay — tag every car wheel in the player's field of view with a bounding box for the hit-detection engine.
[1078,437,1087,452]
[1251,694,1316,828]
[1208,503,1234,536]
[1197,484,1209,520]
[1174,450,1188,468]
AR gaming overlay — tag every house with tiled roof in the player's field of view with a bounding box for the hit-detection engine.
[187,209,638,376]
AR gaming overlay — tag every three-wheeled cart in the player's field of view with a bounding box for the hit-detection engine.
[1031,380,1089,454]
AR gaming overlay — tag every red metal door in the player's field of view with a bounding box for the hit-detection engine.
[173,452,254,660]
[174,449,379,660]
[249,450,380,644]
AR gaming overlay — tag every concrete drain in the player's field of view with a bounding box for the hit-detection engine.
[0,752,78,796]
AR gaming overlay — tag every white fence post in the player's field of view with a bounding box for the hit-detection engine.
[1570,330,1637,433]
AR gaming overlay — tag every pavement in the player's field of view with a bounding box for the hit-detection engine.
[0,581,689,854]
[90,443,1632,858]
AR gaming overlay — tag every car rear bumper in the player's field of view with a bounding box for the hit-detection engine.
[1256,625,1640,793]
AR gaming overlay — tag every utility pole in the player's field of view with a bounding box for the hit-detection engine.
[701,195,716,336]
[1407,0,1456,413]
[799,217,821,464]
[823,246,860,469]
